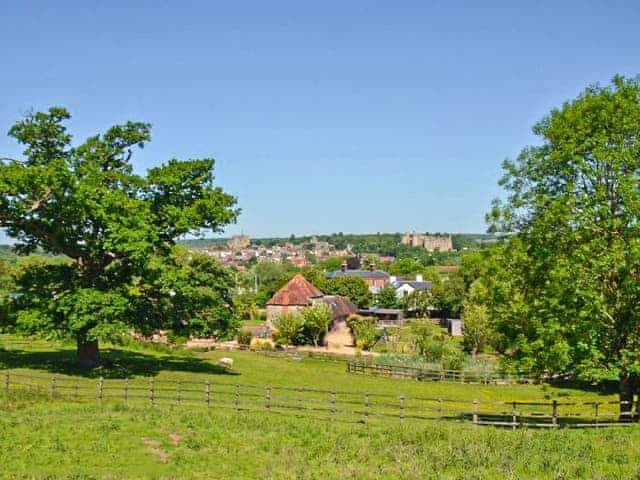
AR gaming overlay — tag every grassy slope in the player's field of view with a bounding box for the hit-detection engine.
[0,339,636,479]
[0,339,615,403]
[1,396,640,479]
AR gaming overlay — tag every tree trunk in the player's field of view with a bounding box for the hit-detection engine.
[76,338,100,369]
[619,372,638,422]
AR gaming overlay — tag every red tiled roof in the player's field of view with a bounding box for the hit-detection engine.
[266,274,324,306]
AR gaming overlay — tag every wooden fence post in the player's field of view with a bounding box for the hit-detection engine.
[512,401,517,430]
[124,378,129,403]
[331,390,336,421]
[594,401,599,428]
[438,398,443,420]
[205,380,210,408]
[235,384,240,412]
[50,377,56,398]
[399,395,405,424]
[98,377,104,403]
[552,400,558,427]
[265,386,271,411]
[149,379,155,406]
[4,372,9,395]
[473,399,479,425]
[176,381,182,405]
[364,392,369,424]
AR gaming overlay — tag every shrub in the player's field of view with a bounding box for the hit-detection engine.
[272,312,304,347]
[165,330,188,346]
[254,340,274,351]
[236,328,253,346]
[346,315,379,351]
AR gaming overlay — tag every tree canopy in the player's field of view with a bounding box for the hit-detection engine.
[487,75,640,412]
[0,107,239,366]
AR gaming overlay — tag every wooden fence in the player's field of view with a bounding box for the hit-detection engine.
[347,360,537,385]
[1,370,635,429]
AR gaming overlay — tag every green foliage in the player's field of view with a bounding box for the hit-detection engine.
[236,328,253,346]
[272,304,333,347]
[315,276,371,308]
[375,287,398,308]
[252,262,298,307]
[346,314,379,350]
[272,312,304,347]
[398,290,433,317]
[460,280,494,357]
[411,321,464,366]
[300,303,333,347]
[233,291,259,320]
[0,108,239,364]
[430,270,466,318]
[487,75,640,402]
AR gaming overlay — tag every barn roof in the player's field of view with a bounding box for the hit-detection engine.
[266,274,324,306]
[322,295,358,318]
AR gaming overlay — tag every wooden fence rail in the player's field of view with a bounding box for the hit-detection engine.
[1,369,636,429]
[347,360,537,385]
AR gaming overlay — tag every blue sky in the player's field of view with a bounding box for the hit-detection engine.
[1,1,639,242]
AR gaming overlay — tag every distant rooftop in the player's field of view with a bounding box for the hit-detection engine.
[326,269,390,279]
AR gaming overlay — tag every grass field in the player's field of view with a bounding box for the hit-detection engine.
[1,336,638,479]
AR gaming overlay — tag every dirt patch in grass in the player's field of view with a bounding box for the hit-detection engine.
[141,437,162,447]
[168,432,182,445]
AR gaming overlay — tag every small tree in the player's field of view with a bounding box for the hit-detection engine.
[301,303,333,347]
[375,287,398,308]
[272,312,304,348]
[461,303,490,359]
[236,328,253,347]
[346,314,379,350]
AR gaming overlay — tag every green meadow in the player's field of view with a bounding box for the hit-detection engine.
[1,337,638,479]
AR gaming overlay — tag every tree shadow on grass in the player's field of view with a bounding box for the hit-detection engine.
[0,346,238,379]
[544,377,619,397]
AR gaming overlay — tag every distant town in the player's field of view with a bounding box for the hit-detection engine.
[180,231,493,271]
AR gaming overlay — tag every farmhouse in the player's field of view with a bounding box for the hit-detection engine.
[326,262,390,293]
[266,274,357,327]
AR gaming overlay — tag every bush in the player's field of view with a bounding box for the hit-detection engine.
[165,330,188,346]
[346,315,379,351]
[237,328,253,346]
[272,312,304,347]
[411,321,463,363]
[254,340,274,351]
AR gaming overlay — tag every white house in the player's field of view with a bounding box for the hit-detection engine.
[390,274,432,298]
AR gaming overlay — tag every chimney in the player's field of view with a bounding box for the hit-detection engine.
[341,261,347,272]
[416,274,423,282]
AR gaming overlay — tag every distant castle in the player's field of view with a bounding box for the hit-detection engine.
[401,232,453,252]
[228,235,250,250]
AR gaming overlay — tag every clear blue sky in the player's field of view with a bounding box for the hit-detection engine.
[1,1,639,242]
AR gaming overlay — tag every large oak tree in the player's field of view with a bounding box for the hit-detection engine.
[0,108,239,366]
[489,76,640,418]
